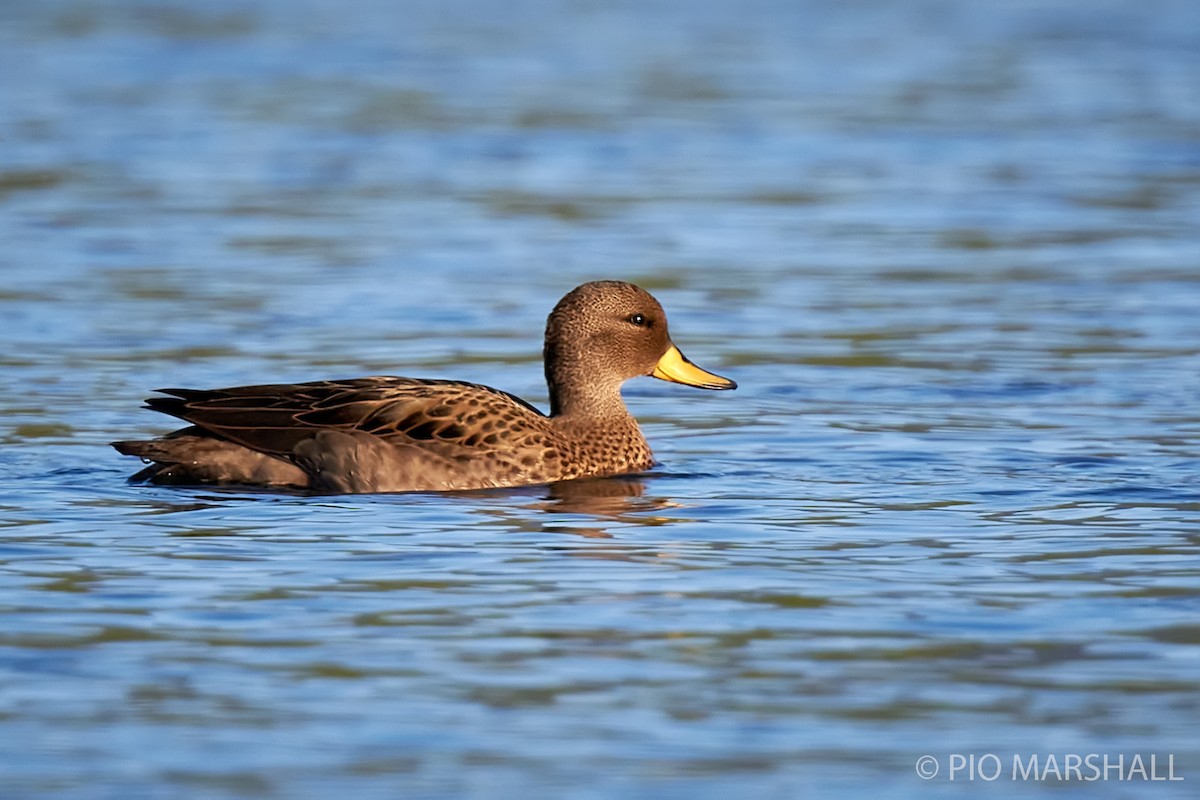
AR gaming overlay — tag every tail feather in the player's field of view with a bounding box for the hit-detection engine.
[112,439,166,459]
[112,439,179,483]
[143,396,191,421]
[111,434,308,487]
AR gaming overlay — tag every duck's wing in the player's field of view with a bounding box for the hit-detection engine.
[146,377,548,458]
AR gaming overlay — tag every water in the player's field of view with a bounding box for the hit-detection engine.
[3,0,1199,797]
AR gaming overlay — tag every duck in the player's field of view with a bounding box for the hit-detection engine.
[113,280,736,493]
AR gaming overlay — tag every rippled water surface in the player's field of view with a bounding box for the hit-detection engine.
[3,1,1199,797]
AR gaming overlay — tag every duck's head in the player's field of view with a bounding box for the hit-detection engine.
[544,280,735,417]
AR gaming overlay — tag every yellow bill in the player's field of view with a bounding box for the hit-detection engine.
[651,344,737,390]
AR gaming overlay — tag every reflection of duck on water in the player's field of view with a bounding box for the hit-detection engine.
[543,475,680,522]
[114,281,735,494]
[539,477,683,540]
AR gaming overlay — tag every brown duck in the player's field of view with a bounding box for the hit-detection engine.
[113,280,736,493]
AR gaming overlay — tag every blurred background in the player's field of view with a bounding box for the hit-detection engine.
[6,0,1197,396]
[2,0,1199,798]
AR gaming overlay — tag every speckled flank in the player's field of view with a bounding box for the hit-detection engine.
[113,281,732,493]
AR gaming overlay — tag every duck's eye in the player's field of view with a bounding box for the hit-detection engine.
[627,313,649,327]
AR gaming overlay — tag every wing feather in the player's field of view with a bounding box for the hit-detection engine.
[142,376,548,459]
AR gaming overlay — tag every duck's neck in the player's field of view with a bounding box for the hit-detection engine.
[547,375,630,420]
[545,347,630,421]
[544,348,653,476]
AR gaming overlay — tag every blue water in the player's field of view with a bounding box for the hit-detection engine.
[2,1,1199,797]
